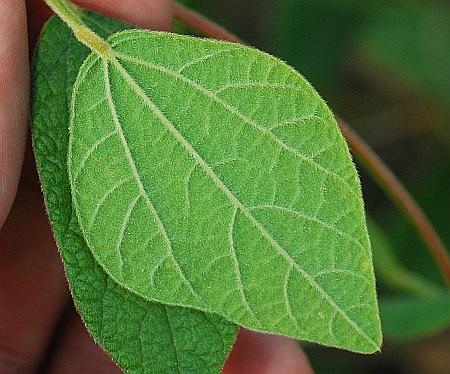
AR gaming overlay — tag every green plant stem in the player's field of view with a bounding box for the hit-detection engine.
[173,2,450,288]
[43,0,112,58]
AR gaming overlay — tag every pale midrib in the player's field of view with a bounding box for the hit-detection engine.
[102,60,199,301]
[113,51,360,202]
[110,57,377,350]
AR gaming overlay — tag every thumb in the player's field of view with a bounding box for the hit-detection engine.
[0,0,29,229]
[72,0,173,30]
[222,329,314,374]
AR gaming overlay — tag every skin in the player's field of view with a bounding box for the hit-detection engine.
[0,0,314,372]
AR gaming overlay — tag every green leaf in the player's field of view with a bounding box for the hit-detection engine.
[32,13,237,373]
[68,29,381,353]
[381,293,450,340]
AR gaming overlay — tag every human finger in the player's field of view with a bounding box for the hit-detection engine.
[0,180,68,372]
[72,0,173,30]
[46,308,122,374]
[222,329,314,374]
[0,0,29,229]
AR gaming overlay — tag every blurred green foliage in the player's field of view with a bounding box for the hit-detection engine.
[381,294,450,340]
[270,0,370,96]
[369,219,450,342]
[359,1,450,108]
[381,154,450,287]
[369,218,443,297]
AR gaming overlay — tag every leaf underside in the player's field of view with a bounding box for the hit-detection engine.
[69,30,381,353]
[32,14,238,374]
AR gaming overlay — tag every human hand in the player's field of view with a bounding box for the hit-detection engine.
[0,1,313,372]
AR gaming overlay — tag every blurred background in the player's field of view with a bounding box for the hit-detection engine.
[177,0,450,373]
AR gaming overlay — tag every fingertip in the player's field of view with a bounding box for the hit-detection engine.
[73,0,174,31]
[0,0,29,229]
[46,309,122,374]
[222,329,314,374]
